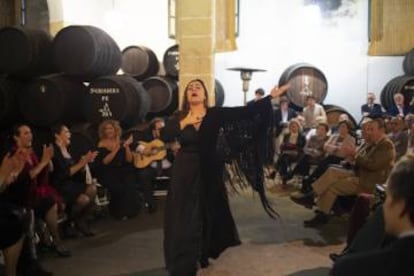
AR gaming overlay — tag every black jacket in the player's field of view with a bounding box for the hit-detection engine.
[333,235,414,276]
[274,108,297,137]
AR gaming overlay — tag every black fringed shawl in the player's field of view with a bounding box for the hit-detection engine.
[197,95,278,219]
[216,106,278,219]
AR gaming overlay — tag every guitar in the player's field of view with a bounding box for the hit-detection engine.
[133,139,169,169]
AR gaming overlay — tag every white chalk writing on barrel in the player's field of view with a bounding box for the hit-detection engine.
[99,103,113,118]
[90,87,120,94]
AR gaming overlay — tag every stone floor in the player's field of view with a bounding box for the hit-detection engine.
[36,179,348,276]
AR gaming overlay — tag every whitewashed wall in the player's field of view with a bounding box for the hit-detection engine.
[50,0,405,121]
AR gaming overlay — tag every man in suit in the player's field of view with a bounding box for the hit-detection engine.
[332,154,414,276]
[274,97,297,138]
[292,117,395,227]
[388,92,410,117]
[247,88,265,106]
[361,92,383,117]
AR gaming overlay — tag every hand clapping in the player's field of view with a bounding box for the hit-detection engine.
[82,150,98,164]
[0,150,26,190]
[341,144,357,158]
[41,144,54,164]
[123,135,133,148]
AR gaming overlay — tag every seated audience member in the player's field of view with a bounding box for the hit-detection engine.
[274,97,298,139]
[274,119,306,187]
[286,122,329,180]
[361,92,382,117]
[298,120,355,194]
[291,118,395,227]
[247,88,265,106]
[134,117,178,213]
[330,113,356,138]
[388,92,410,117]
[410,97,414,114]
[332,154,414,276]
[382,114,393,135]
[302,95,327,132]
[387,116,408,161]
[12,124,70,257]
[51,124,98,236]
[0,151,27,276]
[405,114,414,153]
[94,120,139,219]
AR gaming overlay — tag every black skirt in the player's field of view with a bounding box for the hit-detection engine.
[0,202,24,249]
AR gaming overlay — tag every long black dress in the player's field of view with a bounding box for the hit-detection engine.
[94,147,139,219]
[51,145,87,209]
[162,96,274,275]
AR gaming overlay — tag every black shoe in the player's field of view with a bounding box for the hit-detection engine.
[281,177,288,189]
[146,202,157,214]
[20,261,54,276]
[61,222,79,239]
[329,253,343,262]
[329,247,350,262]
[290,192,315,209]
[75,221,95,237]
[304,212,331,227]
[300,178,312,193]
[53,244,72,258]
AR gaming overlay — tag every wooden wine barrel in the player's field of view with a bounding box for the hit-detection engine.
[143,76,178,117]
[380,75,414,111]
[163,44,179,79]
[69,123,98,161]
[0,77,22,128]
[0,26,54,78]
[323,104,357,130]
[215,79,225,107]
[121,45,159,81]
[84,75,150,128]
[53,25,122,79]
[19,74,86,127]
[278,63,328,111]
[403,48,414,75]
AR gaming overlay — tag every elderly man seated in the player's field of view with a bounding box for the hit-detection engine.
[291,117,395,227]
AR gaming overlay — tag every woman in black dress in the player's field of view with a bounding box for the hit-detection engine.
[51,124,98,236]
[0,150,26,276]
[162,79,289,275]
[94,120,139,219]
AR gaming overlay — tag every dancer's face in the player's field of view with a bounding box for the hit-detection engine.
[186,80,206,105]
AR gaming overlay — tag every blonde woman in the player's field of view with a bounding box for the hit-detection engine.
[94,120,138,219]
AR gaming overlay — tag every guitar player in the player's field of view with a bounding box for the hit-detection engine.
[134,117,179,213]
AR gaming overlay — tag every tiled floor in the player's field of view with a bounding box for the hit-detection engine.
[39,180,348,276]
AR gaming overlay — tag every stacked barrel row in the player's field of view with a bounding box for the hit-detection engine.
[0,25,224,158]
[380,49,414,112]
